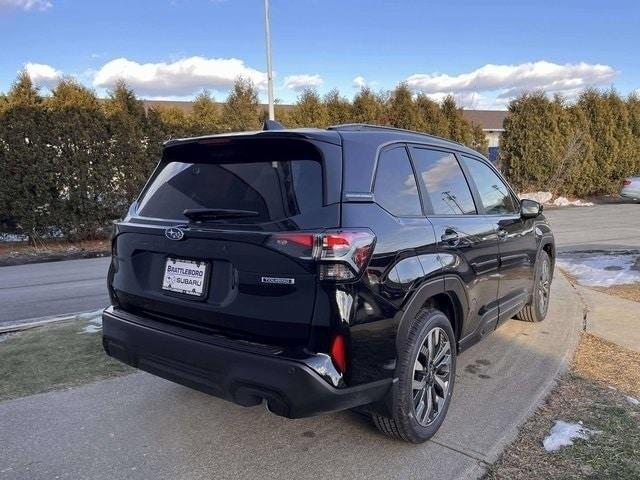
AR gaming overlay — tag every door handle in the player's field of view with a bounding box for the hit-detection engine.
[441,230,460,246]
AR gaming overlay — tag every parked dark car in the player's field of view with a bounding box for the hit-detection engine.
[102,123,555,443]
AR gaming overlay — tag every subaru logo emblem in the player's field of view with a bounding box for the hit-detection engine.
[165,227,184,241]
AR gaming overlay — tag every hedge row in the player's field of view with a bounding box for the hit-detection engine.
[0,74,486,242]
[501,90,640,197]
[2,72,638,243]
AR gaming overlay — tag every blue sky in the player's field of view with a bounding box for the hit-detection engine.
[1,0,639,108]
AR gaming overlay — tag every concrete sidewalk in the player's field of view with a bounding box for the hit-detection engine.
[0,272,582,480]
[577,285,640,352]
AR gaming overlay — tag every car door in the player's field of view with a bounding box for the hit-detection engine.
[460,155,537,323]
[409,146,500,343]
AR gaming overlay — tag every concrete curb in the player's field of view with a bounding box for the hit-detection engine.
[0,309,103,334]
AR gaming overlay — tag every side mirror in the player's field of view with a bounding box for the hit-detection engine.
[520,199,543,219]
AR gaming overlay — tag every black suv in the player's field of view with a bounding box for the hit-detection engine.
[103,123,554,443]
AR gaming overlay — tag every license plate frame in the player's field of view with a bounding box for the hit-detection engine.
[161,257,210,299]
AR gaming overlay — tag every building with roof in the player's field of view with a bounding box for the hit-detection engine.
[461,110,509,164]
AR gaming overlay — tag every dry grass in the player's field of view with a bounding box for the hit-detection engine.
[485,333,640,479]
[593,284,640,303]
[573,333,640,397]
[0,239,110,266]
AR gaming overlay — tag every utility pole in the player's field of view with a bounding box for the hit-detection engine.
[264,0,275,120]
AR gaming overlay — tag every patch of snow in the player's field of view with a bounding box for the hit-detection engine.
[0,233,28,243]
[78,314,102,335]
[552,196,594,207]
[520,191,553,204]
[557,251,640,287]
[543,420,600,452]
[0,332,17,343]
[79,324,102,334]
[77,310,103,322]
[626,396,640,406]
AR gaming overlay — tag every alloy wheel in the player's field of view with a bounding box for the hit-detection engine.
[412,327,452,426]
[538,258,551,314]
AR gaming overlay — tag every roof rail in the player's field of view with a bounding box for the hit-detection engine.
[327,123,465,146]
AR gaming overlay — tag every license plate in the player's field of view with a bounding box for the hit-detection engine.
[162,258,209,297]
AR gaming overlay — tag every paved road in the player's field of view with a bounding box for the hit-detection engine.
[0,201,637,327]
[0,257,110,326]
[544,201,640,252]
[0,273,582,480]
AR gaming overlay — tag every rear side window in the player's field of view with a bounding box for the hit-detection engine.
[462,156,518,214]
[374,147,422,217]
[410,148,476,215]
[137,140,323,223]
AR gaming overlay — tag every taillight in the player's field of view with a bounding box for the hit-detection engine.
[265,233,319,259]
[318,230,375,280]
[268,229,376,281]
[622,179,632,186]
[330,334,347,373]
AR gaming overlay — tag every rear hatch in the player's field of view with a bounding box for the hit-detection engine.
[110,134,342,346]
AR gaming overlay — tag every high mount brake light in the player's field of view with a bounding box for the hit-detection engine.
[268,230,376,280]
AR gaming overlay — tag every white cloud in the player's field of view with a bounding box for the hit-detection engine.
[23,62,62,89]
[0,0,51,11]
[407,61,617,105]
[283,74,323,91]
[352,76,367,89]
[92,56,267,97]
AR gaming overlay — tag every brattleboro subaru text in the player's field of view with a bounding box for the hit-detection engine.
[102,122,554,443]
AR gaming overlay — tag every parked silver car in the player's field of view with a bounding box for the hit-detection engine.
[621,176,640,200]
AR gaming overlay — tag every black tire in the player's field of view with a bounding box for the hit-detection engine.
[372,308,456,443]
[516,250,552,322]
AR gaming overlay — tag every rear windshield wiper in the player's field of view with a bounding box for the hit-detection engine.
[183,208,260,222]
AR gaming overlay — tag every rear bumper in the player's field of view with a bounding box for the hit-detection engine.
[102,307,391,418]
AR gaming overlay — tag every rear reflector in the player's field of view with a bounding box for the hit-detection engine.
[330,334,347,373]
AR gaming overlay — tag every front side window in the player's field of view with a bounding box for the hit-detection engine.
[410,148,476,215]
[374,147,422,217]
[462,156,518,215]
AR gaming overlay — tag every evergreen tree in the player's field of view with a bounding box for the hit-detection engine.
[5,71,42,106]
[323,89,352,125]
[155,106,191,138]
[470,122,489,155]
[221,78,261,131]
[441,95,472,144]
[0,73,53,243]
[387,83,423,131]
[288,89,328,128]
[576,88,635,194]
[415,94,447,137]
[48,80,112,239]
[190,91,221,134]
[104,81,153,212]
[46,78,100,110]
[352,87,384,124]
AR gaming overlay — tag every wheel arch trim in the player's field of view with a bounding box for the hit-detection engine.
[395,275,469,354]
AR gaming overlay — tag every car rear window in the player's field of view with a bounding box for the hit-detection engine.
[136,139,324,224]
